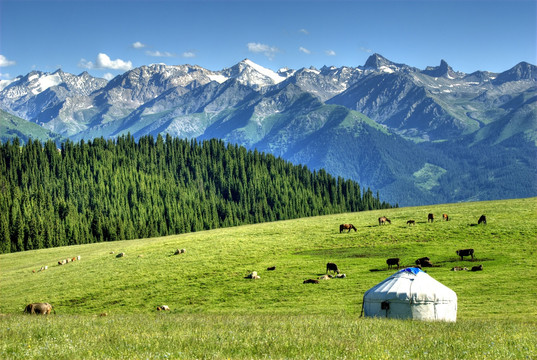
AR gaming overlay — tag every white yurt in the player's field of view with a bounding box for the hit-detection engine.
[362,267,457,322]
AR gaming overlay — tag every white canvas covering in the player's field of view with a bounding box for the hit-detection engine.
[362,268,457,322]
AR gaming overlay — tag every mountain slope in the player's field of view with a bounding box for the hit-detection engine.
[0,109,64,144]
[1,56,535,206]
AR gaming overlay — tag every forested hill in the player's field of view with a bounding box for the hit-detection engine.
[0,135,391,253]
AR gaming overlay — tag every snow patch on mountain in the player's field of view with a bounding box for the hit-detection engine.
[32,74,62,94]
[243,59,286,84]
[208,74,229,83]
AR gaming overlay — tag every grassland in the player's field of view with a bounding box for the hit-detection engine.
[1,197,536,359]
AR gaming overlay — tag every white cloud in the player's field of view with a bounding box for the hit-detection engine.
[247,43,280,60]
[325,50,336,56]
[360,47,372,54]
[0,72,11,79]
[79,53,133,71]
[78,58,93,69]
[103,73,115,80]
[146,50,175,57]
[182,51,196,58]
[299,47,311,55]
[132,41,146,49]
[247,42,280,60]
[96,53,133,70]
[0,55,16,67]
[299,28,309,35]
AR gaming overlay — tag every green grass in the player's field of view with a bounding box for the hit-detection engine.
[1,197,536,359]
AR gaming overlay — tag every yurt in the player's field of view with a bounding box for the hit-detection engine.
[362,268,457,322]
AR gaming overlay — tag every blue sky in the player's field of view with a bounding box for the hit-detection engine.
[1,0,536,80]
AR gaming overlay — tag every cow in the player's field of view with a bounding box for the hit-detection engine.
[303,279,319,284]
[157,305,170,311]
[24,303,53,315]
[428,213,434,222]
[471,265,483,271]
[326,262,340,274]
[386,258,400,270]
[451,266,468,271]
[318,275,332,280]
[415,257,433,267]
[478,215,487,225]
[339,224,357,233]
[335,273,346,278]
[267,266,276,271]
[378,216,391,225]
[456,249,474,261]
[116,252,125,258]
[407,220,415,226]
[245,271,260,279]
[443,213,449,221]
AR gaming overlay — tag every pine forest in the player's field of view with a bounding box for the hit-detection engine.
[0,135,391,253]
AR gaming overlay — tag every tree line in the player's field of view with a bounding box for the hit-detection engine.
[0,134,392,253]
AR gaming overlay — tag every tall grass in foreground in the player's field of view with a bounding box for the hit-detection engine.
[1,314,535,359]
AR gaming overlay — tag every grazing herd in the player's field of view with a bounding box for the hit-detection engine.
[23,212,488,316]
[339,214,486,230]
[339,213,487,273]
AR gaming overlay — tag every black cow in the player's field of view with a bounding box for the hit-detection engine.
[456,249,475,260]
[326,262,340,274]
[386,258,400,270]
[428,213,434,223]
[478,215,487,225]
[303,279,319,284]
[471,265,483,271]
[415,257,433,267]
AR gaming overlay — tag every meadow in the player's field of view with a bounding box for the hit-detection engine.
[1,197,536,359]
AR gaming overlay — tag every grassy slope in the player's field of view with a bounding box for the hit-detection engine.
[1,197,536,318]
[0,109,63,144]
[1,198,536,359]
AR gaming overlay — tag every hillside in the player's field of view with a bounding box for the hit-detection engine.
[0,109,63,144]
[0,135,389,253]
[1,197,536,359]
[1,55,535,206]
[1,197,535,318]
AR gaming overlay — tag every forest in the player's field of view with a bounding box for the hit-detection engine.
[0,134,391,253]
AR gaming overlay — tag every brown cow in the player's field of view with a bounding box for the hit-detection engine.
[378,217,391,225]
[303,279,319,284]
[443,213,449,221]
[386,258,400,270]
[428,213,434,223]
[339,224,357,233]
[24,303,53,315]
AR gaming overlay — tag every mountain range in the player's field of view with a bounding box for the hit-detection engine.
[1,54,536,206]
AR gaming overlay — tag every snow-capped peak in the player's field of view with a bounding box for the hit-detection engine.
[221,59,287,88]
[241,58,286,84]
